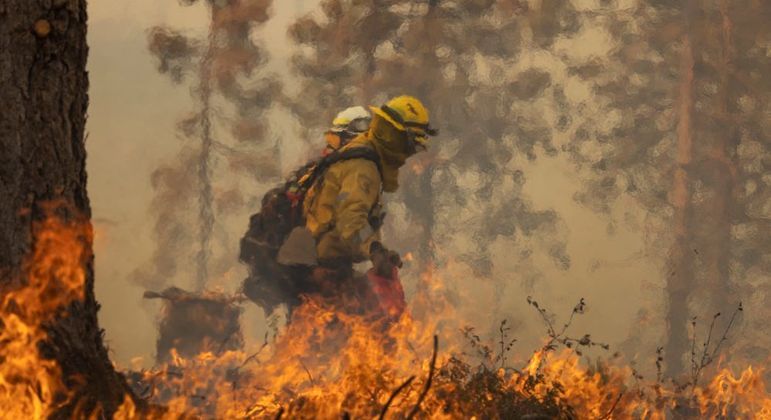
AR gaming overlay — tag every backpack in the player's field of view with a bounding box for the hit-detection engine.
[239,147,382,267]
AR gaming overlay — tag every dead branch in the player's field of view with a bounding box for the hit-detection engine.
[708,302,742,362]
[243,331,270,366]
[406,335,438,419]
[143,286,243,304]
[524,297,607,373]
[215,323,241,354]
[689,315,700,385]
[231,333,271,391]
[599,392,624,420]
[495,319,517,369]
[689,302,743,389]
[299,360,316,387]
[378,376,416,420]
[700,313,720,369]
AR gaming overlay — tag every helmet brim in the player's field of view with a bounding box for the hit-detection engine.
[369,106,406,131]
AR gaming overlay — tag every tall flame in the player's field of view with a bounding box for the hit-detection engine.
[0,209,90,417]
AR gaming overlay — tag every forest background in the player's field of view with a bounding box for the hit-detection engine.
[86,0,769,381]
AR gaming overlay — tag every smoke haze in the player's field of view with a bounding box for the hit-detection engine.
[87,0,769,382]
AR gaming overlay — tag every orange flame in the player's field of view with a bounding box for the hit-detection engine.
[695,367,771,418]
[2,214,768,418]
[114,265,771,419]
[0,209,90,417]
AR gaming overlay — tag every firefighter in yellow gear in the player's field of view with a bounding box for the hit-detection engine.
[253,95,436,318]
[270,95,436,317]
[303,95,437,269]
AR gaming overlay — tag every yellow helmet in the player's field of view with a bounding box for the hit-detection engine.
[370,95,438,149]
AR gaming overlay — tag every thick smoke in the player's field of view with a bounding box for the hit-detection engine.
[112,0,771,383]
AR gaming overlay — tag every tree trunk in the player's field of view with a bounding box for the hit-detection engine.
[702,0,736,318]
[664,14,696,377]
[194,2,217,291]
[0,1,131,416]
[400,3,443,275]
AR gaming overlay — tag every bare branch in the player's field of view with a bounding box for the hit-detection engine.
[378,376,416,420]
[299,360,316,387]
[599,392,624,420]
[406,335,438,419]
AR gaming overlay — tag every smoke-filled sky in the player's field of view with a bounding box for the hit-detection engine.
[85,0,767,375]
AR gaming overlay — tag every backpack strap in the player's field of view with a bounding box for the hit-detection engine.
[331,147,383,178]
[297,147,382,191]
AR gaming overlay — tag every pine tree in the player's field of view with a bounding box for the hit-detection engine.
[139,0,280,291]
[715,0,771,379]
[565,0,770,375]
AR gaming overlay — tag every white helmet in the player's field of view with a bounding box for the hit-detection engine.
[330,106,371,135]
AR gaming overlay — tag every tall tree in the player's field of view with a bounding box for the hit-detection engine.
[564,0,705,375]
[713,0,771,378]
[0,1,130,415]
[666,0,696,375]
[565,0,770,375]
[139,0,279,291]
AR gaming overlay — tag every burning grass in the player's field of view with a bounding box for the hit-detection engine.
[1,212,770,418]
[117,279,771,419]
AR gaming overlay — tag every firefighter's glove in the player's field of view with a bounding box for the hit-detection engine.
[369,241,402,279]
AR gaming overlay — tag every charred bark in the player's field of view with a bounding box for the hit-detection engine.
[0,1,132,416]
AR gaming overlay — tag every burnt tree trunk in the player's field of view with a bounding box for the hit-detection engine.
[0,1,131,416]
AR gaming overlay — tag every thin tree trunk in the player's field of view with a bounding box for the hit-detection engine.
[194,2,219,291]
[664,24,696,377]
[403,161,437,268]
[702,0,736,317]
[405,1,442,274]
[0,1,131,416]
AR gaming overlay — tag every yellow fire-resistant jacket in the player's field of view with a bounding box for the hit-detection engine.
[303,140,382,262]
[302,114,410,263]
